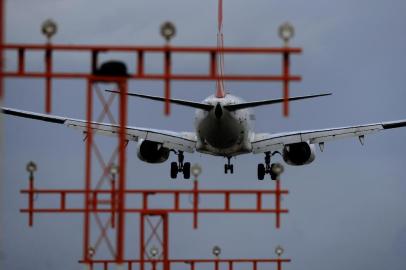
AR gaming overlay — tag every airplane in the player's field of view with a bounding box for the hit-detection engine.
[1,88,406,180]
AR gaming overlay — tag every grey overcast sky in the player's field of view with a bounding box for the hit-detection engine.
[1,0,406,269]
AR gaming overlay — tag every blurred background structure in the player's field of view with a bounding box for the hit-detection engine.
[0,0,298,268]
[0,1,406,270]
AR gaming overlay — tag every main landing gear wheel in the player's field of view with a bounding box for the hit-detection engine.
[170,162,178,179]
[183,162,191,179]
[170,151,191,179]
[257,152,284,180]
[224,157,234,174]
[257,164,265,180]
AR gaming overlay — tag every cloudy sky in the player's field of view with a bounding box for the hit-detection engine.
[1,0,406,269]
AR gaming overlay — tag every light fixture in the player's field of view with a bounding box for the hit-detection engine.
[150,246,159,258]
[88,247,95,258]
[271,163,284,176]
[212,245,221,258]
[191,164,202,179]
[41,19,58,41]
[26,161,37,174]
[160,21,176,43]
[275,245,284,257]
[110,164,118,177]
[278,22,294,45]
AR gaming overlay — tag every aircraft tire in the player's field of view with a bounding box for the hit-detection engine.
[257,164,265,180]
[170,162,178,179]
[183,162,191,179]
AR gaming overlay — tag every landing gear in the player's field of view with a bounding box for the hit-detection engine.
[224,157,234,174]
[170,151,191,179]
[170,162,178,179]
[257,152,284,180]
[257,163,265,180]
[183,162,191,179]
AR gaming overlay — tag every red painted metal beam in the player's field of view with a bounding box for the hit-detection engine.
[164,50,171,115]
[21,181,289,230]
[21,188,289,195]
[21,209,289,214]
[283,52,290,116]
[81,258,292,263]
[116,80,128,264]
[28,175,34,226]
[0,72,301,82]
[83,79,94,263]
[79,258,292,270]
[45,45,52,113]
[1,43,302,116]
[1,43,302,53]
[0,0,4,98]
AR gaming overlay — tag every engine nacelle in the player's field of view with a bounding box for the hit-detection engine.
[137,139,170,164]
[283,142,316,166]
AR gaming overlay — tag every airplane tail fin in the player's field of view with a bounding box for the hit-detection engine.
[216,86,226,98]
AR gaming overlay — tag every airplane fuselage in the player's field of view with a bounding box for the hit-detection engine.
[195,94,254,157]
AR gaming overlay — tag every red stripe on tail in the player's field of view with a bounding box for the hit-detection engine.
[216,0,226,98]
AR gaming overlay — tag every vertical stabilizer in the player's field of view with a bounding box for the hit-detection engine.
[215,0,226,98]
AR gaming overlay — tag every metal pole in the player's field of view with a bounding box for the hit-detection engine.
[83,79,93,262]
[140,214,145,270]
[116,80,128,263]
[28,173,34,226]
[45,45,52,113]
[277,259,282,270]
[0,0,4,98]
[91,50,98,75]
[193,180,198,229]
[210,51,217,78]
[111,176,116,228]
[137,51,144,77]
[164,49,171,115]
[214,260,219,270]
[275,180,281,228]
[163,213,169,270]
[282,52,290,117]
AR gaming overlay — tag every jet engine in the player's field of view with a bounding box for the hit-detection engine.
[137,139,170,164]
[283,142,316,166]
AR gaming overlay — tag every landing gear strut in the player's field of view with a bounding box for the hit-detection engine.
[170,151,191,179]
[224,157,234,174]
[257,152,284,180]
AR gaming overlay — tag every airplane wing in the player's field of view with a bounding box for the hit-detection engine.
[1,107,197,153]
[252,120,406,154]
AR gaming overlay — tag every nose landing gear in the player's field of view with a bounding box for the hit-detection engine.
[170,151,191,179]
[257,152,284,180]
[224,157,234,174]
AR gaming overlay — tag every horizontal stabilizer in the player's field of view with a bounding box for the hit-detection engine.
[106,90,214,110]
[224,93,332,111]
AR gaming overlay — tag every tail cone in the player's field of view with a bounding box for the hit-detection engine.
[215,103,223,119]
